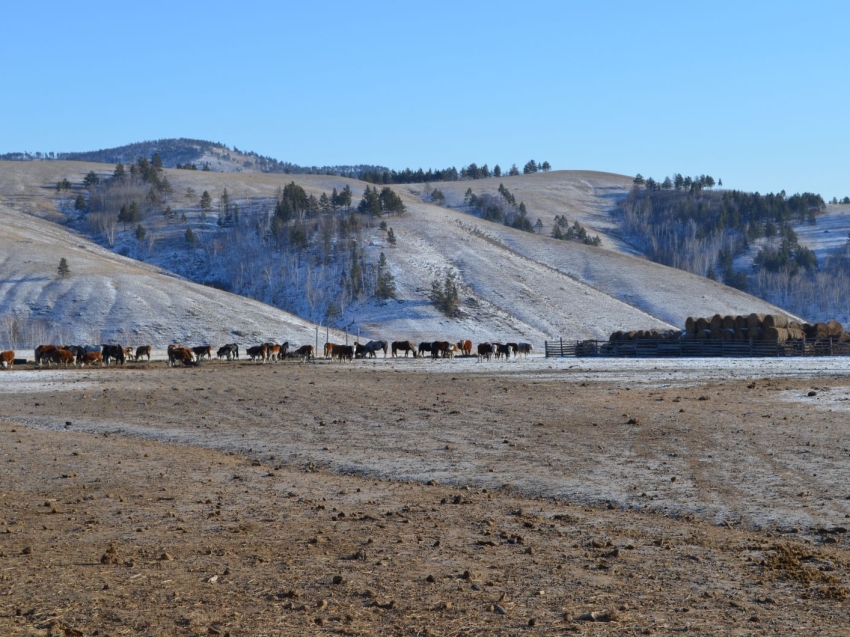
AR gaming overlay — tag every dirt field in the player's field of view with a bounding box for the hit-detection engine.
[1,356,849,635]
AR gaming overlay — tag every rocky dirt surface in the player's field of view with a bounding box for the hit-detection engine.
[1,357,849,635]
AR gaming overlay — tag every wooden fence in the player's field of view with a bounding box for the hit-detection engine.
[545,338,850,359]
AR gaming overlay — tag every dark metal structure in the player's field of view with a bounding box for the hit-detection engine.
[545,338,850,358]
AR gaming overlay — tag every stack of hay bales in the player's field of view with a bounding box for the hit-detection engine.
[801,319,847,340]
[608,329,682,342]
[682,313,844,342]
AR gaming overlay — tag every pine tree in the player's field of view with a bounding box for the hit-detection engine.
[387,227,396,245]
[57,258,70,278]
[185,227,197,243]
[74,194,87,211]
[376,252,396,300]
[200,190,212,210]
[135,224,147,242]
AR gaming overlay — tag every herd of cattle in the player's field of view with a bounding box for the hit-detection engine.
[0,339,534,369]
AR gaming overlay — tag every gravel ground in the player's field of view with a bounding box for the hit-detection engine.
[1,356,849,635]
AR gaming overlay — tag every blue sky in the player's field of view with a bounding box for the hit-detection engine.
[3,1,848,198]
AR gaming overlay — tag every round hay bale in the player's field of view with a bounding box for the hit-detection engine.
[685,317,697,333]
[734,315,748,330]
[722,315,735,329]
[696,329,710,340]
[626,330,638,341]
[609,331,623,342]
[811,322,830,339]
[827,319,844,338]
[709,327,723,340]
[709,314,724,330]
[695,317,710,332]
[750,326,764,341]
[789,320,803,331]
[786,327,805,340]
[720,328,734,340]
[747,313,767,329]
[763,314,789,329]
[765,326,788,342]
[733,328,748,341]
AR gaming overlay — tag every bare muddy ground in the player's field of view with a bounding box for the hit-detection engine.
[1,357,849,635]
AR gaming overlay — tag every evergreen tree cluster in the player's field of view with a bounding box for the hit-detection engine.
[359,159,550,185]
[550,215,602,245]
[617,175,826,291]
[356,186,406,216]
[429,273,461,317]
[463,185,534,232]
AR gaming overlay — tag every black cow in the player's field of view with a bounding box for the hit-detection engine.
[101,344,125,366]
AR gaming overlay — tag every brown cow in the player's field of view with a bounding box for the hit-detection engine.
[246,344,268,361]
[168,344,195,367]
[47,349,75,367]
[263,343,281,361]
[431,341,451,358]
[457,339,473,356]
[123,347,135,361]
[391,341,418,358]
[324,342,338,359]
[80,351,103,367]
[135,345,152,361]
[0,350,14,369]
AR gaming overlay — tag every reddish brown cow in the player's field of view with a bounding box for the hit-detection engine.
[0,350,14,369]
[457,339,473,356]
[167,344,195,367]
[81,351,103,367]
[324,342,338,359]
[123,347,135,361]
[47,349,75,367]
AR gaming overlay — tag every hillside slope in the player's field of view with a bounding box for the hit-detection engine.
[0,161,797,345]
[0,199,340,348]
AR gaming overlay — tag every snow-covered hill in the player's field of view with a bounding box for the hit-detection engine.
[0,161,798,347]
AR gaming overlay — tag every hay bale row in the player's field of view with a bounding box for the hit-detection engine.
[686,313,801,335]
[609,329,682,342]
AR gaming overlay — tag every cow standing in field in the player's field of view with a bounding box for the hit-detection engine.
[516,343,533,357]
[47,349,75,367]
[477,342,494,361]
[101,345,125,365]
[295,344,314,361]
[431,341,451,358]
[192,345,213,362]
[391,341,418,358]
[0,350,14,369]
[363,340,388,358]
[35,345,58,366]
[80,351,103,367]
[246,344,268,362]
[457,340,473,356]
[167,344,195,367]
[135,345,152,361]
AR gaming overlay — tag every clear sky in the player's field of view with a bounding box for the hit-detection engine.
[3,1,848,199]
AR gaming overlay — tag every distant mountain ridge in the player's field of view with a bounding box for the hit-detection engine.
[0,138,388,177]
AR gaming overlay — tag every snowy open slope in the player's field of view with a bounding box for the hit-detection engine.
[0,161,800,345]
[0,201,342,348]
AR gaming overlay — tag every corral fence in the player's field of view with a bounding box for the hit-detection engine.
[545,338,850,358]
